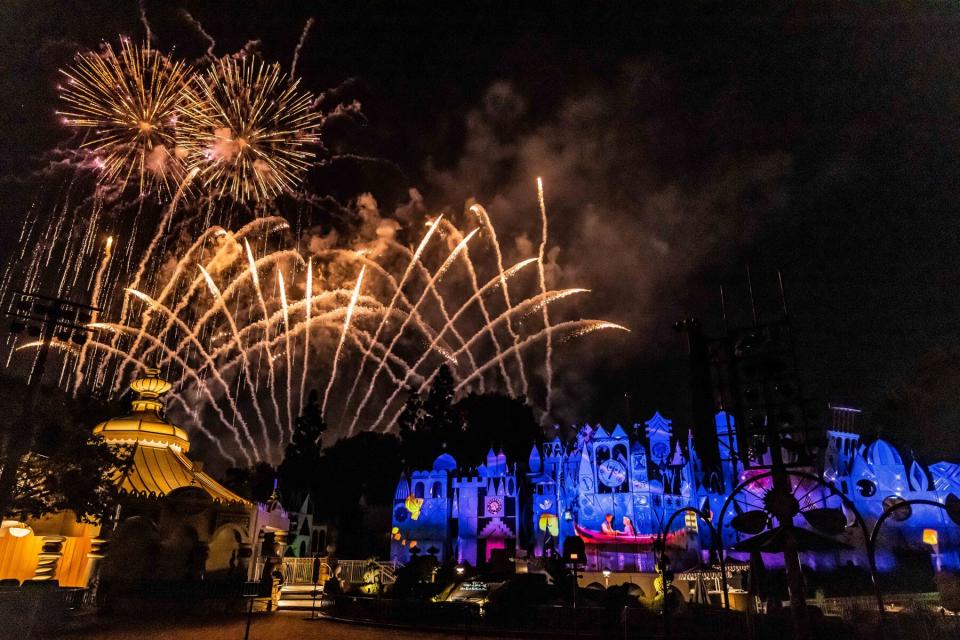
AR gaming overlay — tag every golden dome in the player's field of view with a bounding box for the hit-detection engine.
[92,368,190,452]
[129,369,172,398]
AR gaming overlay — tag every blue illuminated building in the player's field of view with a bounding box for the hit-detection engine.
[391,407,960,575]
[391,449,520,566]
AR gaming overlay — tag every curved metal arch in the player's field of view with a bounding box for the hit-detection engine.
[714,469,881,612]
[211,520,252,545]
[659,506,730,609]
[866,496,957,617]
[869,497,948,549]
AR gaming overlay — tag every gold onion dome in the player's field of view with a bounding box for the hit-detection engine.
[92,368,190,452]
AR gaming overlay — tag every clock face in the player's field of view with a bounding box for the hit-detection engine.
[598,459,628,488]
[652,442,669,460]
[486,497,503,515]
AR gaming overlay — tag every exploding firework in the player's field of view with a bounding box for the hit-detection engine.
[179,55,322,203]
[58,40,193,195]
[72,208,626,466]
[6,24,629,468]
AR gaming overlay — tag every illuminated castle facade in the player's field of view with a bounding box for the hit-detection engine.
[392,409,960,574]
[391,449,520,566]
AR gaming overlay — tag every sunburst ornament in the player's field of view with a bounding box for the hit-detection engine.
[179,55,322,203]
[58,40,193,195]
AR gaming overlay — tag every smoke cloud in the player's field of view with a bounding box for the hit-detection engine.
[421,64,793,424]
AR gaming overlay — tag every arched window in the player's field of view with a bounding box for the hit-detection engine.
[414,482,425,499]
[315,530,327,555]
[430,481,443,499]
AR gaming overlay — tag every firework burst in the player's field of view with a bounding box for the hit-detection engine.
[58,40,192,195]
[179,55,322,203]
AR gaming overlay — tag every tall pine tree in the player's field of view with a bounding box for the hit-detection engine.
[398,365,465,468]
[278,389,327,511]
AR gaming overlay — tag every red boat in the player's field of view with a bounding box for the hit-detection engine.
[575,525,678,546]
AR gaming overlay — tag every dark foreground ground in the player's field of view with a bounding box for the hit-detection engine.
[56,611,500,640]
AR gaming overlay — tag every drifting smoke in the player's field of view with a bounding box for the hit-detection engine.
[425,70,792,423]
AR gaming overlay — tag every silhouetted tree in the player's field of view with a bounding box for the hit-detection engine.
[278,389,327,510]
[0,375,130,523]
[455,392,541,464]
[222,462,277,504]
[313,432,402,556]
[398,365,465,468]
[398,367,543,469]
[14,421,130,523]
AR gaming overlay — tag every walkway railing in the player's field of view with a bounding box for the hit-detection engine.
[257,557,401,588]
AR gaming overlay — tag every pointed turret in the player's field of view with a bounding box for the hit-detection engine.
[909,460,931,491]
[395,473,410,501]
[528,444,542,473]
[92,367,190,452]
[670,441,685,466]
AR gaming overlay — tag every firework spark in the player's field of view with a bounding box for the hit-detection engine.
[58,40,192,195]
[179,55,322,203]
[322,266,365,418]
[536,176,553,414]
[8,30,628,467]
[66,204,624,464]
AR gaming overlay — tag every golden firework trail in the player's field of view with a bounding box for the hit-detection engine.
[471,204,529,394]
[198,265,271,449]
[20,42,631,464]
[536,176,553,414]
[299,257,313,410]
[244,238,286,438]
[340,214,443,418]
[454,320,629,394]
[58,40,192,195]
[322,266,365,418]
[179,55,322,203]
[277,269,294,434]
[59,211,628,463]
[73,235,114,392]
[367,259,543,432]
[16,340,80,356]
[346,228,479,436]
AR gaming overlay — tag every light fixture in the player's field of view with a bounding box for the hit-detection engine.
[9,525,30,538]
[602,569,612,578]
[1,520,31,538]
[455,565,465,576]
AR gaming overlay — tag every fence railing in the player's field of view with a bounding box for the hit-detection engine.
[816,591,942,617]
[256,557,401,588]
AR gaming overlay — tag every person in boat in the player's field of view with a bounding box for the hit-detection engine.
[622,516,636,536]
[601,513,618,535]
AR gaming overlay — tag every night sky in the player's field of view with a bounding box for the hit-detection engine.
[3,2,960,458]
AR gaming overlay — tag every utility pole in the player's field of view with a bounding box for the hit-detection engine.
[0,290,97,519]
[693,273,819,640]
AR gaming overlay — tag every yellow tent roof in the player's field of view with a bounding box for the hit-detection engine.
[118,445,250,505]
[93,412,191,452]
[95,368,250,507]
